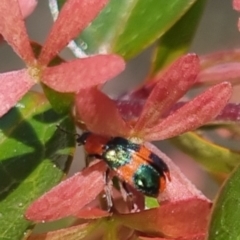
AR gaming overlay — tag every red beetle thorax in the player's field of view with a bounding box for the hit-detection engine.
[84,134,110,155]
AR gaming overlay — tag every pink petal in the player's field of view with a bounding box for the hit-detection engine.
[233,0,240,11]
[117,199,210,238]
[75,88,131,137]
[197,62,240,85]
[27,223,93,240]
[19,0,37,18]
[216,103,240,122]
[116,99,145,121]
[134,54,199,132]
[143,82,232,141]
[0,0,35,63]
[38,0,108,65]
[139,234,205,240]
[25,161,106,222]
[238,18,240,31]
[0,69,34,117]
[200,49,240,70]
[76,207,110,219]
[42,55,125,92]
[146,143,209,203]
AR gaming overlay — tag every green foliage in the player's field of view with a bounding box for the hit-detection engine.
[58,0,198,59]
[0,92,75,239]
[150,0,207,75]
[145,196,159,209]
[207,164,240,240]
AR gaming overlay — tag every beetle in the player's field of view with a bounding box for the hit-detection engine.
[75,131,171,198]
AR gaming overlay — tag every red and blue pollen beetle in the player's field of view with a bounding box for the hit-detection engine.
[75,131,171,197]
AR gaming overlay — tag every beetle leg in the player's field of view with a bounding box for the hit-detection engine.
[103,168,114,212]
[120,181,138,212]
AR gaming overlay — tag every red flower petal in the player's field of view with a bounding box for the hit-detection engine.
[134,54,199,132]
[233,0,240,11]
[145,143,209,203]
[19,0,37,18]
[200,49,240,70]
[0,69,34,117]
[27,223,93,240]
[198,62,240,85]
[116,99,145,121]
[42,55,125,92]
[143,82,232,141]
[0,0,35,64]
[76,207,110,219]
[38,0,108,65]
[139,234,205,240]
[75,87,131,137]
[25,161,106,222]
[117,199,210,238]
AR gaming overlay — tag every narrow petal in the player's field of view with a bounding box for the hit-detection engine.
[39,0,108,65]
[216,103,240,122]
[25,161,106,222]
[0,0,35,63]
[197,62,240,85]
[75,88,131,137]
[117,199,210,238]
[143,82,232,141]
[27,223,97,240]
[200,49,240,70]
[233,0,240,11]
[42,55,125,92]
[134,54,199,132]
[116,99,145,121]
[0,69,34,117]
[139,235,205,240]
[19,0,37,18]
[146,143,209,203]
[76,208,109,219]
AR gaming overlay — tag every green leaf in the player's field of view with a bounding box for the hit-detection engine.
[56,0,198,59]
[0,91,75,240]
[41,84,74,115]
[207,164,240,240]
[144,196,159,209]
[170,132,240,174]
[150,0,207,75]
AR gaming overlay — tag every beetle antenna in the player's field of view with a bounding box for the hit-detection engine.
[56,124,79,138]
[56,125,90,145]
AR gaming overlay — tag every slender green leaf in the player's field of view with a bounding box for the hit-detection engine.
[55,0,198,60]
[207,164,240,240]
[150,0,207,75]
[0,91,75,240]
[170,132,240,174]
